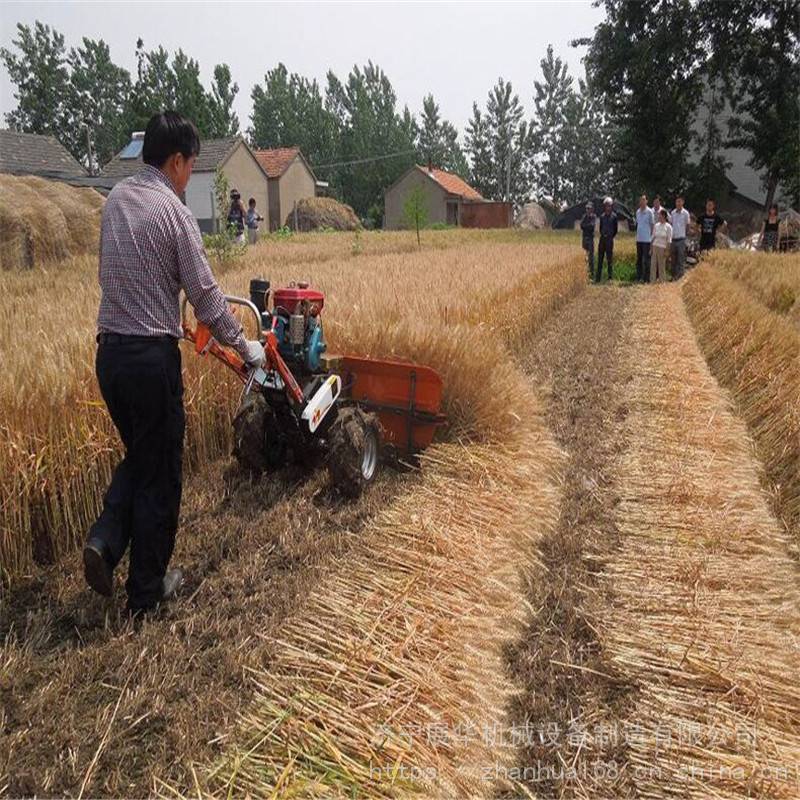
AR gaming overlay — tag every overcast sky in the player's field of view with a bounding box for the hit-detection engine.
[1,1,604,136]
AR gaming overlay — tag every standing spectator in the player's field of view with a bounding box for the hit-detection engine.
[758,204,780,252]
[651,208,672,282]
[652,195,667,223]
[697,198,727,252]
[670,195,690,279]
[226,189,246,243]
[595,197,618,283]
[635,194,654,283]
[246,197,263,245]
[580,202,597,277]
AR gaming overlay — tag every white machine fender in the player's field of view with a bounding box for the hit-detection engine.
[301,374,342,433]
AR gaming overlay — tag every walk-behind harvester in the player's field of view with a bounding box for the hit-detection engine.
[182,279,446,496]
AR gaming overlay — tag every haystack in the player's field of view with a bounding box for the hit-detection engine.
[0,174,103,269]
[284,197,360,232]
[515,201,550,230]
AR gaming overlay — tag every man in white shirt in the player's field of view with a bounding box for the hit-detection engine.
[670,195,691,279]
[635,194,654,283]
[652,195,667,222]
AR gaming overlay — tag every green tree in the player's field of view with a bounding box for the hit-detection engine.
[213,167,230,232]
[324,61,416,222]
[532,45,573,204]
[700,0,800,209]
[0,22,69,135]
[125,40,227,138]
[464,103,494,198]
[170,49,212,133]
[64,38,132,171]
[577,0,705,199]
[249,63,339,167]
[207,64,239,137]
[417,94,469,178]
[403,184,429,246]
[466,78,531,205]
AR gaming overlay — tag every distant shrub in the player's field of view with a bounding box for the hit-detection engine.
[203,223,245,269]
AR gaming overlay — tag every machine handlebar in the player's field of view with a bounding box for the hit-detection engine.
[180,293,266,344]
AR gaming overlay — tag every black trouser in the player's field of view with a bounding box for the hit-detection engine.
[595,236,614,281]
[89,337,185,610]
[584,241,594,276]
[636,241,651,282]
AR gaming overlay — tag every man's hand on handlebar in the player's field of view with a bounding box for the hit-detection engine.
[243,340,266,367]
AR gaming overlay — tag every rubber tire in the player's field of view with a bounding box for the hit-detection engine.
[232,392,286,473]
[327,407,381,498]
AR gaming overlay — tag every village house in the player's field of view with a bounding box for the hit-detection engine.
[0,129,89,183]
[252,147,319,231]
[102,133,269,233]
[383,164,511,229]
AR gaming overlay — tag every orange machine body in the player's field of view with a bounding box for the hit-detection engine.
[183,311,446,455]
[337,356,445,453]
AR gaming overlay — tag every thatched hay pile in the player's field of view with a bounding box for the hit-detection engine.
[284,196,361,231]
[515,201,551,230]
[684,258,800,549]
[0,174,103,269]
[605,286,800,797]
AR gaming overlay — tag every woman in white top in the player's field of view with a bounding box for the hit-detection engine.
[650,208,673,283]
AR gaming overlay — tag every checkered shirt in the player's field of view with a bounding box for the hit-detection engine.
[97,165,246,355]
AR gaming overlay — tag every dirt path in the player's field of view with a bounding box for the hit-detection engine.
[506,285,638,797]
[511,283,800,797]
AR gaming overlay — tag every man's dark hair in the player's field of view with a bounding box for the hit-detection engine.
[142,111,201,167]
[248,197,256,206]
[675,194,684,201]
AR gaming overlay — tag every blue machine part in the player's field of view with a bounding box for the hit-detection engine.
[273,314,326,371]
[306,323,326,371]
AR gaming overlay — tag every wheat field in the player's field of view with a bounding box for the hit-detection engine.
[0,229,584,582]
[1,228,586,797]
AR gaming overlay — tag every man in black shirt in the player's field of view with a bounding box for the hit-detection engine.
[580,202,596,277]
[595,197,618,282]
[697,198,727,251]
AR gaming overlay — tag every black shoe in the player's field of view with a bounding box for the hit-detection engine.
[83,538,113,597]
[125,569,185,621]
[161,568,184,601]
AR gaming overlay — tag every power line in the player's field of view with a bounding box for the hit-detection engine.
[313,149,418,170]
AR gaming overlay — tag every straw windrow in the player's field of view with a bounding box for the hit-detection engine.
[167,433,562,797]
[683,259,800,550]
[603,285,800,796]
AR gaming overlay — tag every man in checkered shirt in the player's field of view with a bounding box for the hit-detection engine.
[83,112,265,615]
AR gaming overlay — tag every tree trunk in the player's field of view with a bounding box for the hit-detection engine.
[764,171,778,212]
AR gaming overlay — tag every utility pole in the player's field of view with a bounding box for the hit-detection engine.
[84,123,95,176]
[506,133,512,202]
